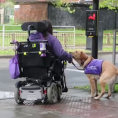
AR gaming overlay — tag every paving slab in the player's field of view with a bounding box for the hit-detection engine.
[0,89,118,118]
[0,53,118,118]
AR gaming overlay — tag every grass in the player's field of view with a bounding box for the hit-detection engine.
[74,84,118,93]
[0,25,118,55]
[0,25,21,31]
[0,49,15,56]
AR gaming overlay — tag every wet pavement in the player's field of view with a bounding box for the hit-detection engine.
[0,53,118,118]
[0,89,118,118]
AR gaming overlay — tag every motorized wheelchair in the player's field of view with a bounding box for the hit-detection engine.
[13,22,68,104]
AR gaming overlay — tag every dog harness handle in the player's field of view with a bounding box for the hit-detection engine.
[72,61,84,70]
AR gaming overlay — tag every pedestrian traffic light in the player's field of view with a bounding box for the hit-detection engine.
[86,10,98,37]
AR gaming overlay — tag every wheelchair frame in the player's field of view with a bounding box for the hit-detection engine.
[12,22,68,104]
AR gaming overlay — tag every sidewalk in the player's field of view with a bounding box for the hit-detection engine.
[0,53,118,118]
[0,89,118,118]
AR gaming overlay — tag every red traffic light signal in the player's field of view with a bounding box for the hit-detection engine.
[86,10,98,37]
[88,13,96,21]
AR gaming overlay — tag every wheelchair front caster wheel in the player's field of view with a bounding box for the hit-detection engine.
[14,88,24,105]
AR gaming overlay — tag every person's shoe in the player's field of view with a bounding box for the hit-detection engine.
[62,87,68,92]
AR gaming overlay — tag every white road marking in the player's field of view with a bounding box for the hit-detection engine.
[0,91,14,99]
[65,68,84,73]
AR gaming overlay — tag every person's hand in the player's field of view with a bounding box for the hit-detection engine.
[68,54,72,63]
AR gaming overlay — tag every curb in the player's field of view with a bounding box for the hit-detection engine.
[0,56,13,58]
[0,52,117,58]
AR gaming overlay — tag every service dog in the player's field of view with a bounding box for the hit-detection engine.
[71,51,118,100]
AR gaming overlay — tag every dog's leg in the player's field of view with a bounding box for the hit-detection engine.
[106,76,117,99]
[111,76,117,93]
[105,84,112,99]
[94,79,98,97]
[89,78,97,97]
[94,82,106,100]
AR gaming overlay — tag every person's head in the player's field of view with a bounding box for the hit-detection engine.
[36,20,53,37]
[43,20,53,35]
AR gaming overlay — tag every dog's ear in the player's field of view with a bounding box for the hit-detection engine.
[80,51,84,56]
[80,51,87,60]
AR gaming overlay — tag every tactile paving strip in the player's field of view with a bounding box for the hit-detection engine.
[39,95,92,117]
[1,94,118,118]
[39,95,118,118]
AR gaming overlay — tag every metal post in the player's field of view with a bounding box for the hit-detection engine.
[113,12,117,65]
[113,30,116,64]
[92,0,99,59]
[1,8,4,24]
[2,25,5,49]
[74,26,75,49]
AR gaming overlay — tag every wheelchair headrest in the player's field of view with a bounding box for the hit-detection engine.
[21,22,36,31]
[21,22,48,32]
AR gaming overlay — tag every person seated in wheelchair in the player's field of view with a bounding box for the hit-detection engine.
[29,20,72,80]
[13,21,73,104]
[29,20,72,63]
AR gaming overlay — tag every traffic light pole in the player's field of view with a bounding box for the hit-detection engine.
[92,0,99,59]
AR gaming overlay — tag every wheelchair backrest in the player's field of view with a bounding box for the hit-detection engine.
[17,41,57,78]
[17,41,55,68]
[17,22,59,78]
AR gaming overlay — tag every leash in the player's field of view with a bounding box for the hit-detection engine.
[71,61,84,70]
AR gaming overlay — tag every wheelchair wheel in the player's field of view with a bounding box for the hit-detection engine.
[57,84,62,101]
[47,83,58,104]
[14,88,24,105]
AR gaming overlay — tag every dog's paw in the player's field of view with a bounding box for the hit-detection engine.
[94,94,98,97]
[91,94,98,98]
[94,96,100,100]
[105,95,111,99]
